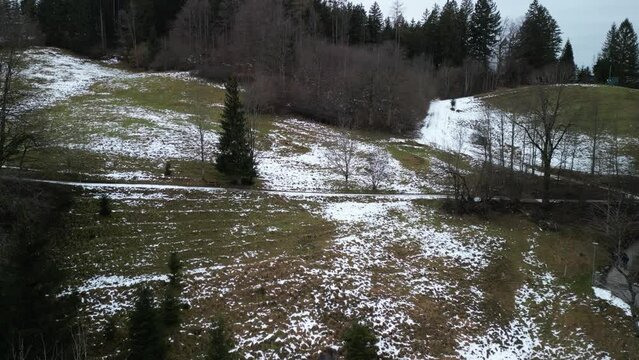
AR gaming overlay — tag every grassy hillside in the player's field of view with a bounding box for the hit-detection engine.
[7,48,639,358]
[481,85,639,137]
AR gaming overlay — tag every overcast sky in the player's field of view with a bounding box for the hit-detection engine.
[358,0,639,67]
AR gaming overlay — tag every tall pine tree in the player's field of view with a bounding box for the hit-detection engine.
[468,0,501,67]
[206,316,238,360]
[128,287,166,360]
[366,2,383,44]
[349,4,367,45]
[342,322,379,360]
[424,4,441,66]
[594,20,639,87]
[215,77,258,184]
[438,0,464,66]
[559,40,577,82]
[594,23,619,83]
[162,252,183,329]
[0,183,78,359]
[516,0,562,69]
[614,19,639,86]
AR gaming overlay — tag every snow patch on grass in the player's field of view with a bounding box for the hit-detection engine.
[22,47,127,110]
[593,286,633,316]
[418,96,634,175]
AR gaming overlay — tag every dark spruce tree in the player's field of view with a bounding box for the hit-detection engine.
[468,0,502,67]
[594,20,639,87]
[594,23,619,83]
[366,2,383,44]
[342,322,378,360]
[438,0,463,66]
[215,77,258,184]
[516,0,562,70]
[128,286,166,360]
[559,40,577,82]
[614,19,639,86]
[0,182,78,359]
[162,252,183,329]
[349,4,367,45]
[206,316,238,360]
[424,4,442,66]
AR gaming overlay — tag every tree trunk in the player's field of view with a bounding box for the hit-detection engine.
[543,156,551,206]
[0,49,14,167]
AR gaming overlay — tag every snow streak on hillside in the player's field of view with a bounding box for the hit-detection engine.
[22,47,127,110]
[259,119,444,193]
[418,96,635,175]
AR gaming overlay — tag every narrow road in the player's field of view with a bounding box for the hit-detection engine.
[0,175,612,203]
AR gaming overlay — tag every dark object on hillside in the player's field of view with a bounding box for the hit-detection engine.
[318,347,338,360]
[162,252,183,329]
[537,219,559,231]
[0,180,79,358]
[622,252,629,268]
[205,316,238,360]
[215,76,258,185]
[164,161,173,177]
[342,322,378,360]
[99,194,112,217]
[128,286,167,360]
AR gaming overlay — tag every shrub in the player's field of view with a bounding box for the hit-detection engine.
[206,316,238,360]
[164,161,173,177]
[99,194,112,217]
[342,322,378,360]
[128,287,166,360]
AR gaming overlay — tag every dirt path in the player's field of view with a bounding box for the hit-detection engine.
[1,175,616,204]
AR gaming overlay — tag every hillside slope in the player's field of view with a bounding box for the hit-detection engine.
[420,86,639,176]
[3,48,639,359]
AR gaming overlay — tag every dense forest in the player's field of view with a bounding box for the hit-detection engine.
[8,0,637,133]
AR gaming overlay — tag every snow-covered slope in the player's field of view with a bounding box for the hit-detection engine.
[21,47,128,110]
[418,96,635,175]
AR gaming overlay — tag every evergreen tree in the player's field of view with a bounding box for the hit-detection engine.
[206,316,238,360]
[162,252,183,329]
[614,19,639,86]
[516,0,562,69]
[577,66,592,83]
[128,287,166,360]
[99,194,112,217]
[342,322,378,360]
[423,4,441,66]
[457,0,473,61]
[381,17,394,42]
[593,23,619,83]
[468,0,501,67]
[594,20,639,86]
[366,2,383,44]
[559,40,577,82]
[0,183,78,359]
[438,0,464,66]
[215,77,258,184]
[349,4,367,45]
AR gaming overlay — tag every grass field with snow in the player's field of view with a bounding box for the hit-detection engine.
[8,48,639,358]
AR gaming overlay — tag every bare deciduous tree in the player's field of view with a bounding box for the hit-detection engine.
[0,1,40,169]
[327,130,358,189]
[589,102,602,175]
[72,324,88,360]
[363,149,390,191]
[516,87,571,206]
